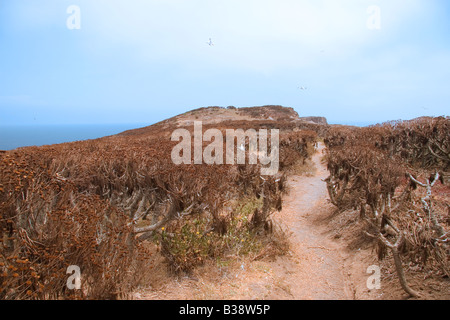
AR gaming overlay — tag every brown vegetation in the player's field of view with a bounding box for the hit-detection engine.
[324,117,449,298]
[0,110,318,299]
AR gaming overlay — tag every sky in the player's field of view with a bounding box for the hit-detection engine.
[0,0,449,126]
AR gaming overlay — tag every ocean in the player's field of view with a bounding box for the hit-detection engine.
[0,124,148,151]
[328,121,377,127]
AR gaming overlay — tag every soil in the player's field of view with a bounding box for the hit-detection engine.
[133,144,391,300]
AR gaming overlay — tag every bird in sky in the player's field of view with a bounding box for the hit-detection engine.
[298,86,307,90]
[207,38,214,46]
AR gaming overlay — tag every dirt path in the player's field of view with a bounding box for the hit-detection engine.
[134,143,375,300]
[270,143,350,299]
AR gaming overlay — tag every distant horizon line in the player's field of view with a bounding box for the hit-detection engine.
[0,119,424,128]
[1,115,447,128]
[0,121,376,127]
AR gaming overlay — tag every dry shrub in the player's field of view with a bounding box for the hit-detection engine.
[324,117,449,297]
[0,117,318,298]
[159,194,289,273]
[375,117,449,170]
[0,152,151,299]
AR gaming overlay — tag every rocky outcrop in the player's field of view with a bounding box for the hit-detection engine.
[299,117,328,125]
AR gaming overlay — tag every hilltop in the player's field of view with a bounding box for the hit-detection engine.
[118,105,328,137]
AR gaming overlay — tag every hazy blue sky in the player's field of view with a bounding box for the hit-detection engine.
[0,0,449,126]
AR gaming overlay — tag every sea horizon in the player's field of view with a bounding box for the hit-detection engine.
[0,123,149,151]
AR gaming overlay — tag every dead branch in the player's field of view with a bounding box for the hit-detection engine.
[366,231,420,298]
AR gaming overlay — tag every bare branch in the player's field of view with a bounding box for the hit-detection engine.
[408,174,427,188]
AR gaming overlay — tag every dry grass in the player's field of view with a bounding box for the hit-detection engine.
[288,158,317,177]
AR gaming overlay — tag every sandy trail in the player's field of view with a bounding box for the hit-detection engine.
[271,143,350,299]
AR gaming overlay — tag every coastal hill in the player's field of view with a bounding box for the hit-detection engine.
[118,105,328,137]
